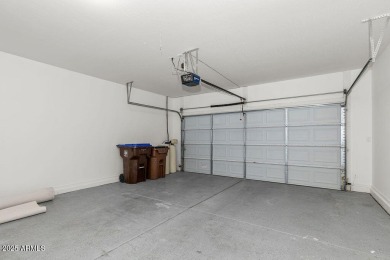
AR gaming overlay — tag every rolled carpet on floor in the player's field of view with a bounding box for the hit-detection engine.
[0,201,46,224]
[0,187,55,210]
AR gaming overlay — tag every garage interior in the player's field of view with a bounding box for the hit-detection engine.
[1,1,390,259]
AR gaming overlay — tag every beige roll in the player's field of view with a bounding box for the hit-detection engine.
[165,145,170,175]
[169,144,177,173]
[169,139,178,173]
[0,201,46,224]
[0,187,55,210]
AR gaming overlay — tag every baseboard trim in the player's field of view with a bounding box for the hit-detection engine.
[371,185,390,215]
[351,183,371,193]
[54,176,119,195]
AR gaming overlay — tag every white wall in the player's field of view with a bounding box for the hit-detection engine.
[371,43,390,213]
[345,69,373,193]
[174,70,373,193]
[0,51,169,196]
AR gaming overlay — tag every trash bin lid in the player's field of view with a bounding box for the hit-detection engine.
[117,143,152,148]
[151,146,169,156]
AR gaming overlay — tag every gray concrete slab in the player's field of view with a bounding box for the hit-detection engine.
[1,172,389,260]
[115,172,240,207]
[0,184,186,260]
[194,179,390,258]
[100,209,374,260]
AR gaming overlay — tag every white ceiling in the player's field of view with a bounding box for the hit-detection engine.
[0,0,389,97]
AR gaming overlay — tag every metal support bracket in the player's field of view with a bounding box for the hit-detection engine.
[179,48,199,74]
[126,81,182,119]
[363,13,390,62]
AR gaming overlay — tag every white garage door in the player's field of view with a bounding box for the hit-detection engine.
[183,104,345,190]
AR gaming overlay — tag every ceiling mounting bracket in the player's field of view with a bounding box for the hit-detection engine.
[362,13,390,62]
[179,48,199,74]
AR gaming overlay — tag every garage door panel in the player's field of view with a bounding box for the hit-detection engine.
[288,126,340,146]
[246,109,285,127]
[246,164,285,183]
[246,146,285,164]
[288,128,309,143]
[213,145,244,161]
[184,159,211,174]
[184,130,212,144]
[288,166,340,189]
[288,108,311,125]
[213,129,244,144]
[246,127,285,145]
[313,127,340,143]
[184,158,197,173]
[313,105,340,123]
[288,105,341,126]
[184,117,198,130]
[184,145,211,159]
[288,147,340,167]
[184,115,211,130]
[313,149,341,165]
[213,161,244,178]
[213,113,244,129]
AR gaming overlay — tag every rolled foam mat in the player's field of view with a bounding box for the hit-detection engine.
[0,201,46,224]
[0,187,55,210]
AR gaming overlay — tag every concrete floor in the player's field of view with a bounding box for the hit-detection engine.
[1,172,390,260]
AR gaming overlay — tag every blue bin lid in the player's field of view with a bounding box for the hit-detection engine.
[117,143,152,148]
